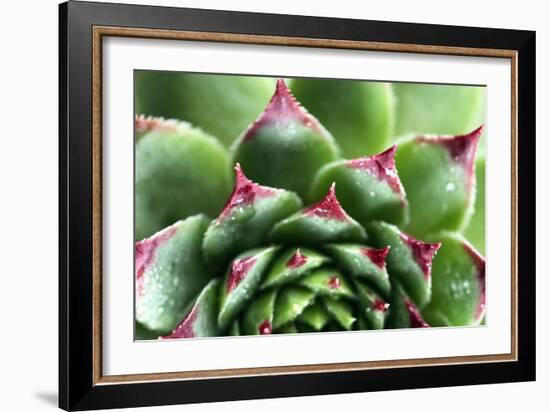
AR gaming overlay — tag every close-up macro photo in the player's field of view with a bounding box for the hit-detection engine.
[134,74,486,340]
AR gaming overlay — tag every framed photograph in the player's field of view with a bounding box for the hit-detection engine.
[59,1,535,410]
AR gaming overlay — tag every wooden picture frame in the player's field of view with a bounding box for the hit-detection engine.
[59,1,535,410]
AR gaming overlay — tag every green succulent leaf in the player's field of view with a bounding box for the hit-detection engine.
[386,281,430,329]
[367,221,440,308]
[228,321,241,336]
[273,286,316,329]
[353,279,389,330]
[322,297,356,330]
[271,184,367,245]
[135,118,232,240]
[310,145,409,226]
[231,79,340,199]
[218,247,279,331]
[261,247,329,289]
[422,233,485,326]
[161,278,221,339]
[464,157,486,254]
[240,289,277,335]
[135,72,276,147]
[298,268,356,299]
[135,215,213,333]
[395,126,482,237]
[324,244,391,299]
[135,322,160,340]
[290,78,395,157]
[296,301,332,331]
[203,164,302,266]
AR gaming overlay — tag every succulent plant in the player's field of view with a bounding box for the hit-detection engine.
[135,77,486,340]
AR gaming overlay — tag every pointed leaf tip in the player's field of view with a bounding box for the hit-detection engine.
[376,144,398,168]
[271,183,366,244]
[417,125,482,196]
[362,246,390,269]
[347,144,406,202]
[218,164,275,220]
[399,232,441,279]
[243,78,325,141]
[373,298,390,312]
[304,183,351,221]
[234,162,245,180]
[269,78,301,118]
[328,275,341,289]
[435,126,481,166]
[226,255,257,293]
[286,248,308,269]
[275,78,289,93]
[258,319,273,335]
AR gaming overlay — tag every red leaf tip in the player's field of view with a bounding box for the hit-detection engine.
[305,183,351,221]
[362,246,391,268]
[348,144,406,203]
[286,248,308,269]
[399,232,441,279]
[417,125,483,198]
[376,144,398,168]
[233,162,246,183]
[275,78,290,94]
[227,255,257,293]
[373,298,390,312]
[242,78,326,140]
[258,320,273,335]
[218,164,275,220]
[328,276,341,289]
[437,126,482,166]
